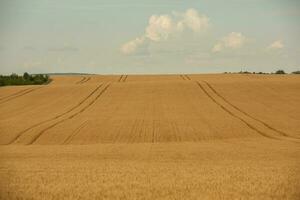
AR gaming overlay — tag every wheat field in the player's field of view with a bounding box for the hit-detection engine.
[0,74,299,199]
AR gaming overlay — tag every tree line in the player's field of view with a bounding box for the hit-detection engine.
[225,70,300,74]
[0,72,50,87]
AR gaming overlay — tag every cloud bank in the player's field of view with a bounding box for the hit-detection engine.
[212,32,247,52]
[268,40,284,50]
[121,8,210,55]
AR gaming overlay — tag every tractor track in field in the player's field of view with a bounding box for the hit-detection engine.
[118,75,124,82]
[129,119,139,143]
[123,75,128,82]
[185,75,191,80]
[0,87,42,105]
[80,77,91,84]
[140,119,145,143]
[28,84,111,145]
[76,77,86,84]
[62,121,89,144]
[180,75,191,81]
[174,122,182,142]
[203,81,300,140]
[152,120,155,143]
[76,77,91,84]
[7,83,104,144]
[180,75,186,80]
[196,81,279,140]
[0,88,33,101]
[118,75,128,82]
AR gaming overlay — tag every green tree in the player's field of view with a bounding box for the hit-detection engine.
[10,73,18,79]
[275,70,285,74]
[23,72,30,80]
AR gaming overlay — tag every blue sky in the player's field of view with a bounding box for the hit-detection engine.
[0,0,299,74]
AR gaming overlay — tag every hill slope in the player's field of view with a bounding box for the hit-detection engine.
[0,74,299,199]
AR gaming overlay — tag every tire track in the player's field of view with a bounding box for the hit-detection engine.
[28,84,111,145]
[173,122,182,142]
[203,81,300,140]
[0,88,33,101]
[80,77,91,84]
[62,121,89,144]
[185,75,191,80]
[140,119,145,143]
[76,77,86,84]
[180,75,186,81]
[129,119,139,143]
[118,75,123,82]
[113,126,123,144]
[7,83,103,144]
[123,75,128,82]
[196,81,278,140]
[180,75,191,81]
[0,87,42,105]
[152,120,155,143]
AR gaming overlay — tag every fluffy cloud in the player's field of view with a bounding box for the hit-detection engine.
[176,9,209,32]
[121,8,210,55]
[121,37,145,55]
[212,32,247,52]
[268,40,284,50]
[212,43,223,53]
[146,15,173,41]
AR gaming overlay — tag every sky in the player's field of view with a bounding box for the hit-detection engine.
[0,0,299,74]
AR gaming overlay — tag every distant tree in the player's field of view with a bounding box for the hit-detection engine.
[241,71,251,74]
[0,78,4,86]
[23,72,30,80]
[0,72,50,87]
[291,71,300,74]
[275,70,286,74]
[44,74,49,82]
[10,73,18,79]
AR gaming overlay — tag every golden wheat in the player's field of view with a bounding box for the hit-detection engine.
[0,74,299,199]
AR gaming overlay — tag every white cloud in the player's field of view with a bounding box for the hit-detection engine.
[121,36,145,55]
[223,32,246,48]
[212,43,223,53]
[121,8,210,55]
[268,40,284,50]
[176,8,209,32]
[212,32,247,52]
[146,15,173,41]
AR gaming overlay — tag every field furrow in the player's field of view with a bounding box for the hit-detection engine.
[185,75,191,80]
[196,81,278,140]
[7,84,103,144]
[62,121,89,144]
[76,77,87,84]
[2,75,298,145]
[123,75,128,82]
[180,75,186,80]
[27,84,111,145]
[118,75,123,82]
[0,86,42,105]
[80,77,91,84]
[0,87,33,101]
[203,80,300,140]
